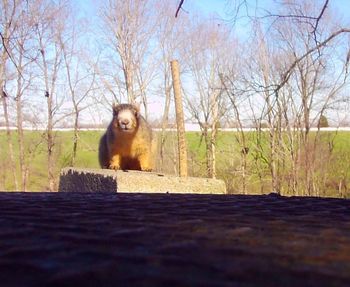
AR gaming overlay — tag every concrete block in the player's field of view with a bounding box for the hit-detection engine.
[58,167,226,194]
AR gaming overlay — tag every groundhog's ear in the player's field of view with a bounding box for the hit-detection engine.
[112,104,119,116]
[134,102,140,112]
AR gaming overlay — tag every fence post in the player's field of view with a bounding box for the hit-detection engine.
[170,60,188,177]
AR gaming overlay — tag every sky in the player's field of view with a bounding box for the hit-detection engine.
[76,0,350,32]
[75,0,350,53]
[72,0,350,125]
[77,0,228,16]
[74,0,233,123]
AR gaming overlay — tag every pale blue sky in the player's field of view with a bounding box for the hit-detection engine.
[73,0,350,123]
[75,0,350,40]
[75,1,350,21]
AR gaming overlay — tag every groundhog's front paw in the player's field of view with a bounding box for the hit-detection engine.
[109,163,120,170]
[140,166,153,172]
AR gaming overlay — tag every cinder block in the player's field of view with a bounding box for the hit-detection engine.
[59,167,226,194]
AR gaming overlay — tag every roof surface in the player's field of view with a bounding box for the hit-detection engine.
[0,192,349,286]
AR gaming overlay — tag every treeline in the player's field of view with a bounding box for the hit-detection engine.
[0,0,349,195]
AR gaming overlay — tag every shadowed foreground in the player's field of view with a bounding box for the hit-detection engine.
[0,192,349,287]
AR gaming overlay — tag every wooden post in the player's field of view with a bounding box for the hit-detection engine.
[170,60,188,177]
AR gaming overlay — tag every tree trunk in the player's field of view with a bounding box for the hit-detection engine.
[14,49,28,191]
[210,128,217,179]
[0,12,18,190]
[47,94,55,191]
[1,94,19,191]
[209,92,219,179]
[71,110,79,167]
[41,53,56,192]
[39,37,59,192]
[160,84,171,172]
[15,95,27,191]
[123,63,135,104]
[203,127,212,178]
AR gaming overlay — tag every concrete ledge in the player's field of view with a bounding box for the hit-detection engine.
[58,167,227,194]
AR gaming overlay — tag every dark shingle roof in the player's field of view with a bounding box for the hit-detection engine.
[0,192,349,286]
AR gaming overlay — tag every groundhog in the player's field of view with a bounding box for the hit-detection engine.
[98,103,154,171]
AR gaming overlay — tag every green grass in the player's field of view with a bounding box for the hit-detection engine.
[0,129,349,197]
[0,130,103,191]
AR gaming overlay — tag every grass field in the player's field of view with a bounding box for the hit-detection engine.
[0,130,349,197]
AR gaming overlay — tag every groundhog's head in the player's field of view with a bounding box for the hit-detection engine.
[112,103,140,133]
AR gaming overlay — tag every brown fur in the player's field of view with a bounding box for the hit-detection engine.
[98,103,154,171]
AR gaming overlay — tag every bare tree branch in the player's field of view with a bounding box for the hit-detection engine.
[175,0,185,18]
[276,28,350,93]
[0,32,25,79]
[311,0,329,43]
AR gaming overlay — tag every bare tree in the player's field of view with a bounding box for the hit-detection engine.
[183,20,232,178]
[33,0,68,191]
[230,0,350,195]
[220,72,249,193]
[0,0,22,190]
[274,4,350,195]
[11,13,38,191]
[59,17,97,166]
[99,0,160,108]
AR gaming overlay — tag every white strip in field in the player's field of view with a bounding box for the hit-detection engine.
[1,126,350,132]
